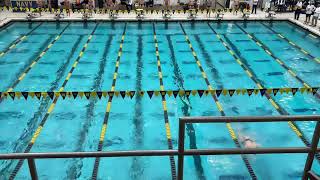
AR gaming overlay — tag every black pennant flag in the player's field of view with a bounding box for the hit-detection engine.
[216,90,222,97]
[160,91,166,97]
[8,92,15,100]
[72,92,78,99]
[60,92,67,99]
[120,91,126,99]
[312,88,319,95]
[97,92,103,99]
[173,91,179,98]
[47,92,54,100]
[130,91,135,99]
[147,91,154,99]
[22,92,28,100]
[185,90,191,97]
[84,92,91,99]
[35,92,41,100]
[228,89,235,96]
[198,90,204,97]
[291,88,298,95]
[273,88,279,96]
[260,89,267,96]
[247,89,254,96]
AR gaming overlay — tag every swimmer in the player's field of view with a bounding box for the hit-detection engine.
[238,133,259,149]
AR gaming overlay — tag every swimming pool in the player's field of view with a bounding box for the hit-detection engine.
[0,20,320,179]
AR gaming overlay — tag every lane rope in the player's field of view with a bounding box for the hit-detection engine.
[0,22,43,58]
[260,22,320,64]
[153,22,177,180]
[91,23,127,180]
[236,23,320,101]
[211,22,320,163]
[0,22,71,101]
[8,23,99,180]
[180,22,258,180]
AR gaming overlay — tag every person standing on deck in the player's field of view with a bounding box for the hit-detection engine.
[294,0,302,20]
[311,5,320,27]
[252,0,259,14]
[305,2,315,24]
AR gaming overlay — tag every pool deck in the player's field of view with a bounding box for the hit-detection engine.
[1,9,320,37]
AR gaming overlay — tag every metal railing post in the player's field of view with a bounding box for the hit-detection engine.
[27,158,38,180]
[302,121,320,180]
[178,118,186,180]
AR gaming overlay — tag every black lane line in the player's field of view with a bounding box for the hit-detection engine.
[166,34,206,180]
[180,22,257,180]
[0,34,84,177]
[236,23,320,101]
[153,23,177,180]
[0,22,43,58]
[66,35,114,179]
[193,34,223,89]
[91,23,127,180]
[213,23,320,164]
[130,34,144,180]
[260,22,319,63]
[7,23,100,180]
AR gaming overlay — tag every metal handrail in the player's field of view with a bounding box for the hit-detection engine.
[0,115,319,180]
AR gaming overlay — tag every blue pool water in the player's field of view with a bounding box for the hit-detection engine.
[0,20,319,179]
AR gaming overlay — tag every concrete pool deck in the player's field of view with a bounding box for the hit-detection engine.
[1,9,320,37]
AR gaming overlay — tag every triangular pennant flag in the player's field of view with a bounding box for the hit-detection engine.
[91,92,97,98]
[179,90,185,97]
[29,92,35,98]
[67,92,72,98]
[167,91,173,97]
[312,88,319,95]
[247,89,254,96]
[114,91,120,97]
[79,92,84,98]
[84,92,91,99]
[280,88,285,94]
[72,92,78,99]
[300,87,306,94]
[154,91,160,96]
[139,91,144,97]
[102,92,107,97]
[191,90,197,96]
[173,91,179,98]
[228,89,235,96]
[97,92,103,99]
[222,89,228,96]
[130,91,135,99]
[120,91,126,99]
[291,88,298,95]
[209,90,215,96]
[16,92,22,99]
[47,92,54,100]
[42,92,48,99]
[236,89,241,95]
[216,90,222,97]
[108,91,114,97]
[147,91,154,99]
[8,92,15,100]
[272,88,279,96]
[22,92,29,100]
[204,90,209,96]
[185,90,191,97]
[160,91,166,97]
[254,89,259,95]
[260,89,267,96]
[197,90,204,97]
[35,92,42,100]
[60,92,67,99]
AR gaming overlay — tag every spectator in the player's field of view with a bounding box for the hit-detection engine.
[265,0,271,12]
[305,2,315,24]
[233,0,240,15]
[252,0,259,14]
[311,5,320,27]
[294,0,302,20]
[64,0,70,16]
